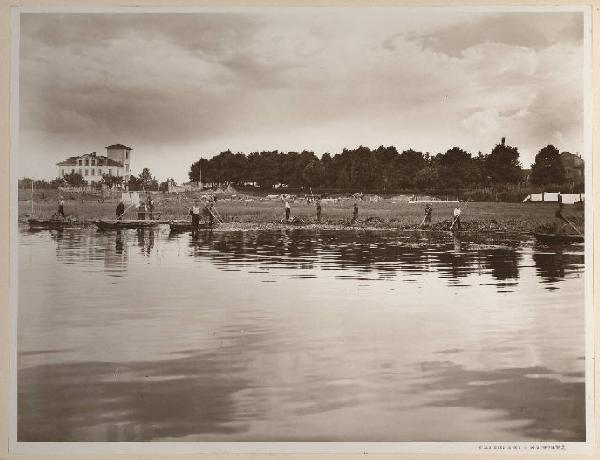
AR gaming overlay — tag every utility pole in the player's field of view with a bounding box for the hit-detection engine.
[31,178,34,215]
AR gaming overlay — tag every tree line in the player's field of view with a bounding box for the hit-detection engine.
[189,143,577,193]
[20,168,176,192]
[19,142,578,195]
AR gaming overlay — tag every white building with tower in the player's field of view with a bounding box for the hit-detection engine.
[56,143,133,185]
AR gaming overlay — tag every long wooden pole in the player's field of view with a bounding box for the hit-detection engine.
[31,180,34,215]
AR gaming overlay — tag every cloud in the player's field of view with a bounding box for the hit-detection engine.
[18,10,585,181]
[407,12,582,57]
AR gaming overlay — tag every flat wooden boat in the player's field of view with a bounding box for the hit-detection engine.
[169,220,215,232]
[28,218,82,230]
[94,220,159,230]
[533,232,584,244]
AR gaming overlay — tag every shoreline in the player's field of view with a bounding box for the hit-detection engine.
[19,217,557,234]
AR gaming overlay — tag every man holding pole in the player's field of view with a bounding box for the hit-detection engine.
[420,204,432,227]
[284,199,291,222]
[450,204,462,231]
[190,199,201,232]
[116,200,125,220]
[57,197,66,219]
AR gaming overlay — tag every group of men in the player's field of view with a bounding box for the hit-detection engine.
[114,195,155,221]
[280,198,360,224]
[189,196,218,229]
[419,203,462,230]
[280,198,461,228]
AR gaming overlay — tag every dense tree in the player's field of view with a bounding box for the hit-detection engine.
[302,159,326,188]
[63,172,87,187]
[184,141,576,192]
[101,174,124,189]
[128,168,158,191]
[189,158,209,183]
[436,147,481,189]
[485,142,522,184]
[530,145,565,186]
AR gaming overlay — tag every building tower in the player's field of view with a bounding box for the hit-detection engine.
[106,144,132,183]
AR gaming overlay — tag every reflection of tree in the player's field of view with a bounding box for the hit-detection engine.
[52,229,128,273]
[532,244,584,285]
[484,249,522,280]
[136,228,155,256]
[186,230,494,282]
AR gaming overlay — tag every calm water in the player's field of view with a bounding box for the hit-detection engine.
[17,227,585,442]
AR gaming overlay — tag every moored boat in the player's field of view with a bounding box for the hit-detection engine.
[27,218,82,230]
[94,220,159,230]
[533,232,584,244]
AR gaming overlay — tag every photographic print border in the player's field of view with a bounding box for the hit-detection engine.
[1,1,597,458]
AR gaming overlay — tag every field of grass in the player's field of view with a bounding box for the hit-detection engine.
[18,188,584,233]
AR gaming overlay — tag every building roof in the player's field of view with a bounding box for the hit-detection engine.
[57,154,123,167]
[56,156,80,166]
[106,143,132,150]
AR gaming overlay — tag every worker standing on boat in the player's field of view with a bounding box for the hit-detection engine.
[116,200,125,220]
[316,198,322,223]
[147,195,155,220]
[190,199,201,231]
[204,197,215,226]
[137,201,146,220]
[450,204,462,231]
[284,199,291,222]
[420,204,433,227]
[352,202,358,223]
[57,197,66,219]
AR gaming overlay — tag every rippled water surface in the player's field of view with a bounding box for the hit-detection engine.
[17,227,585,442]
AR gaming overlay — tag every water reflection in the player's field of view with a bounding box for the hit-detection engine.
[532,243,584,288]
[18,227,586,442]
[414,361,585,441]
[136,228,155,256]
[19,343,257,441]
[41,227,587,288]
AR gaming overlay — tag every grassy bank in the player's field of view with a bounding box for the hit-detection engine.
[18,189,584,233]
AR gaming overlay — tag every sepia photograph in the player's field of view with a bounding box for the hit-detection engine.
[10,4,593,453]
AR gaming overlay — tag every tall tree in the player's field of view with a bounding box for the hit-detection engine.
[485,142,522,184]
[189,158,209,183]
[530,145,565,186]
[436,147,479,189]
[63,172,87,187]
[101,174,124,188]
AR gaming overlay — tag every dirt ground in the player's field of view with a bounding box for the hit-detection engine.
[18,189,584,233]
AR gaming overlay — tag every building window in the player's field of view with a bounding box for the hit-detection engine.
[71,169,75,174]
[85,159,89,166]
[91,159,95,166]
[78,169,82,175]
[85,169,89,176]
[78,159,82,166]
[61,169,65,176]
[91,168,95,176]
[126,151,129,159]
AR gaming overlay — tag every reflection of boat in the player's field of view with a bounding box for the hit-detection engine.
[169,220,215,232]
[28,218,82,230]
[94,220,159,230]
[533,232,584,244]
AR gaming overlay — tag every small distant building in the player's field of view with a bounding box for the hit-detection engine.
[167,181,201,193]
[56,143,133,185]
[560,152,584,185]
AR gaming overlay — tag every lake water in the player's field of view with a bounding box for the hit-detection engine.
[17,227,586,442]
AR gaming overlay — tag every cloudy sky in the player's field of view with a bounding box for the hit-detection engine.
[19,8,584,182]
